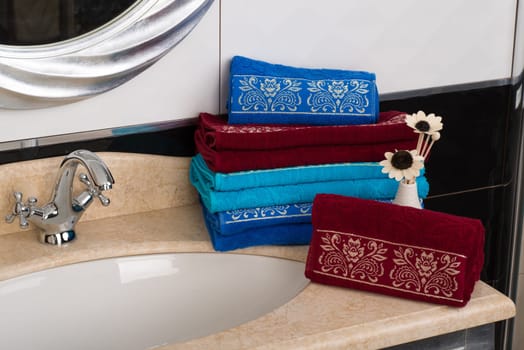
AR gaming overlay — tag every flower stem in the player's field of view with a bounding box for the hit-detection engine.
[416,133,424,155]
[420,134,431,159]
[422,138,436,159]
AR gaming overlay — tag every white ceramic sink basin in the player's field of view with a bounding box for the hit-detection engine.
[0,253,308,350]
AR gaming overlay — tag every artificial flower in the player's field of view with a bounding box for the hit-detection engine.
[379,149,424,183]
[405,111,444,160]
[405,111,443,136]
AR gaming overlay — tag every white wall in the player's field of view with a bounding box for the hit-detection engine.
[220,0,517,110]
[0,0,518,143]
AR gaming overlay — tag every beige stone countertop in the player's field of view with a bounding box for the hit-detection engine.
[0,153,517,349]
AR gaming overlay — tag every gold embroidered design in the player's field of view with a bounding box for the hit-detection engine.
[318,232,387,282]
[390,247,461,297]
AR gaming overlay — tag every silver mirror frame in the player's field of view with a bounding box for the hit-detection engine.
[0,0,214,109]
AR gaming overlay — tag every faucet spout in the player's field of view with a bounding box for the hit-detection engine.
[5,150,115,246]
[52,150,115,209]
[61,150,114,190]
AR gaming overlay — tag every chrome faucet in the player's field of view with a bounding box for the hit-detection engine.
[5,150,115,245]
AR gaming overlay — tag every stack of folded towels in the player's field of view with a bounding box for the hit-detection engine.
[190,56,430,251]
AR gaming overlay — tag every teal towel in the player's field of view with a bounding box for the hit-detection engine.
[191,170,430,213]
[190,154,396,191]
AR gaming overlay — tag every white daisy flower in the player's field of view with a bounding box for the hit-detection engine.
[406,111,443,135]
[405,111,444,159]
[379,149,424,183]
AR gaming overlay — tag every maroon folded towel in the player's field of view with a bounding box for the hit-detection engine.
[195,111,418,172]
[198,111,415,151]
[305,194,485,307]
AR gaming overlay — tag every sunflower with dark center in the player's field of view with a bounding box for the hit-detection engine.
[380,149,424,183]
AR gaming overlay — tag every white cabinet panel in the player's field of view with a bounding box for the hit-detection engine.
[220,0,516,111]
[513,0,524,77]
[0,1,220,143]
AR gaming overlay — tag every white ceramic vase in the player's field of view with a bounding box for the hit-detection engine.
[393,180,422,209]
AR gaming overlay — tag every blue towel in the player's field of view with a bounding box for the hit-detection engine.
[218,202,313,235]
[212,197,424,236]
[228,56,379,125]
[191,170,430,213]
[202,204,312,251]
[190,154,398,191]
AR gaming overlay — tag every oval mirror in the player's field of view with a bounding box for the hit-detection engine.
[0,0,137,46]
[0,0,214,109]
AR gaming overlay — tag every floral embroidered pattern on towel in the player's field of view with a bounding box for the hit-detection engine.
[225,203,313,224]
[318,231,387,283]
[235,76,372,115]
[307,79,371,114]
[390,247,461,298]
[313,229,466,302]
[237,76,302,113]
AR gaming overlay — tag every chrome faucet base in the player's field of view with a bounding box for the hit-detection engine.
[40,231,76,246]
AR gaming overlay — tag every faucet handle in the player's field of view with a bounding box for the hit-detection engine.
[5,191,30,229]
[79,173,111,207]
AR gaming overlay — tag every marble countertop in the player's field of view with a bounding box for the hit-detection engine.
[0,153,516,349]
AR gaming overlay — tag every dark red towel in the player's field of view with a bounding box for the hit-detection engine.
[195,112,418,172]
[198,111,415,151]
[305,194,485,307]
[196,134,417,172]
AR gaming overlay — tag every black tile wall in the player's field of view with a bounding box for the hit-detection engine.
[381,85,514,195]
[0,125,198,166]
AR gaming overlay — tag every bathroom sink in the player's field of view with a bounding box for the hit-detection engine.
[0,253,309,350]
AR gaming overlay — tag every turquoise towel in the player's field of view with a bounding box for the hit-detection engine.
[228,56,379,125]
[191,171,430,213]
[191,154,401,191]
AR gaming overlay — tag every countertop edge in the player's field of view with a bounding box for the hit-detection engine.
[255,287,516,350]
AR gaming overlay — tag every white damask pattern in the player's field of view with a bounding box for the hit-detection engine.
[307,79,370,113]
[234,75,374,115]
[227,205,290,221]
[237,76,302,112]
[226,203,312,222]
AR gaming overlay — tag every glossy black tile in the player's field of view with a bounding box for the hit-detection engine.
[0,125,197,165]
[424,187,507,288]
[381,85,513,196]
